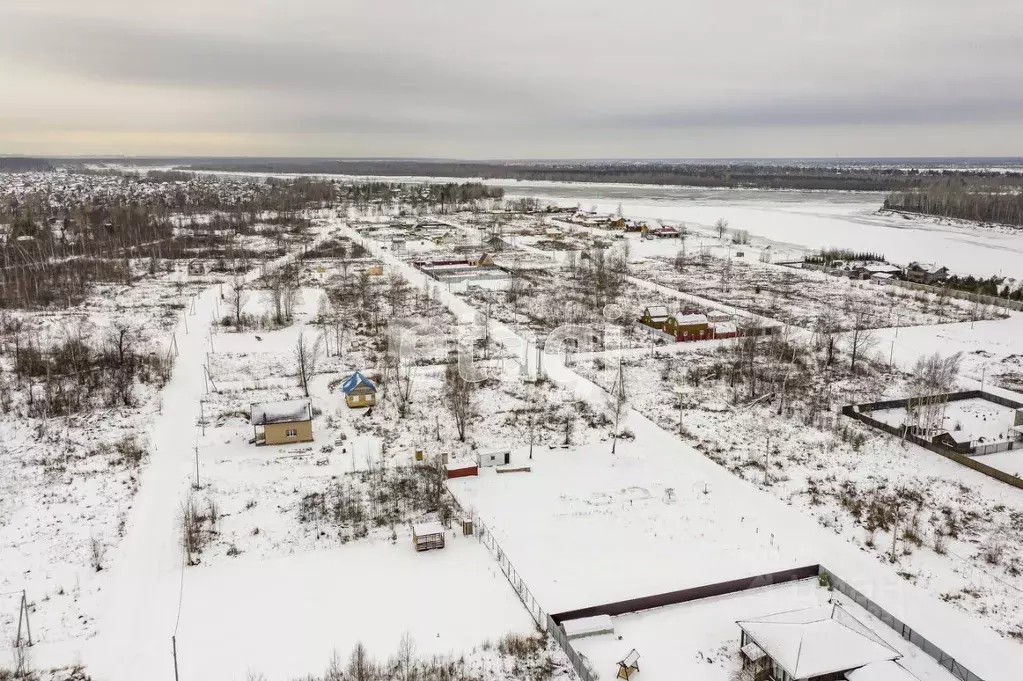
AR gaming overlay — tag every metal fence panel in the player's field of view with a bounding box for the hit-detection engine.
[820,568,983,681]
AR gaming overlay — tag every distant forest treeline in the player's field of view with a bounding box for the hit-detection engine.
[0,157,53,172]
[883,182,1023,228]
[179,159,1023,192]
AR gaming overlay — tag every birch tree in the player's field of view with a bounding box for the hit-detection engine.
[294,331,321,397]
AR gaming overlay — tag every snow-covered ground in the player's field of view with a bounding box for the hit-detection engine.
[7,170,1023,680]
[572,578,962,681]
[353,223,1023,681]
[871,398,1019,443]
[172,537,537,680]
[976,450,1023,478]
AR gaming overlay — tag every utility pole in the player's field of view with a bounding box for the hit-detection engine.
[194,444,200,489]
[890,504,899,562]
[172,635,180,681]
[611,360,626,455]
[199,400,206,436]
[679,396,684,437]
[16,590,32,647]
[765,432,770,486]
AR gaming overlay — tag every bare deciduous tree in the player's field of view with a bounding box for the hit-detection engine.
[385,328,415,418]
[505,274,529,312]
[715,217,729,239]
[324,650,344,681]
[444,361,475,442]
[519,390,545,460]
[386,274,410,316]
[814,310,841,366]
[181,496,205,566]
[907,352,964,432]
[847,303,877,372]
[394,632,417,681]
[228,278,247,329]
[347,641,375,681]
[294,331,322,398]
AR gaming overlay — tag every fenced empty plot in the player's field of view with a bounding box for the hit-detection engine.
[843,390,1023,489]
[632,255,1003,331]
[550,566,985,681]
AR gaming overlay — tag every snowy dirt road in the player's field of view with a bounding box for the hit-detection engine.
[80,228,334,681]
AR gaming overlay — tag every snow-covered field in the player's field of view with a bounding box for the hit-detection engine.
[449,439,812,613]
[7,168,1023,681]
[510,189,1023,281]
[172,537,539,680]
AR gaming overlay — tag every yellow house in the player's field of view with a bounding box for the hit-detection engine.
[250,400,314,446]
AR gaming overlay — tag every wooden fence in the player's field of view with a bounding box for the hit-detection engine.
[874,278,1023,312]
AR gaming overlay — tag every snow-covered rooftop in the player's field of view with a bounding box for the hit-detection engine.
[446,459,477,471]
[737,604,900,679]
[340,370,375,394]
[673,313,709,326]
[645,305,669,320]
[847,660,921,681]
[939,430,972,445]
[250,400,312,425]
[413,521,445,537]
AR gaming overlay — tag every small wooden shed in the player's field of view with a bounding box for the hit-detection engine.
[412,521,445,552]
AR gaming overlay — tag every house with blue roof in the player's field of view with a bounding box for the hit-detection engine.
[341,371,377,408]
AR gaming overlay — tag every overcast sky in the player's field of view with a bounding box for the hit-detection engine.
[1,0,1022,158]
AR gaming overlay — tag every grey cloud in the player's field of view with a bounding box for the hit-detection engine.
[586,91,1023,130]
[0,12,545,112]
[1,1,1022,156]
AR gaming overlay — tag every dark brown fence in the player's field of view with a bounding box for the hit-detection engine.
[842,391,1023,491]
[550,565,820,624]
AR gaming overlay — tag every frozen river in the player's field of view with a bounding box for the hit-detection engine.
[500,182,1023,281]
